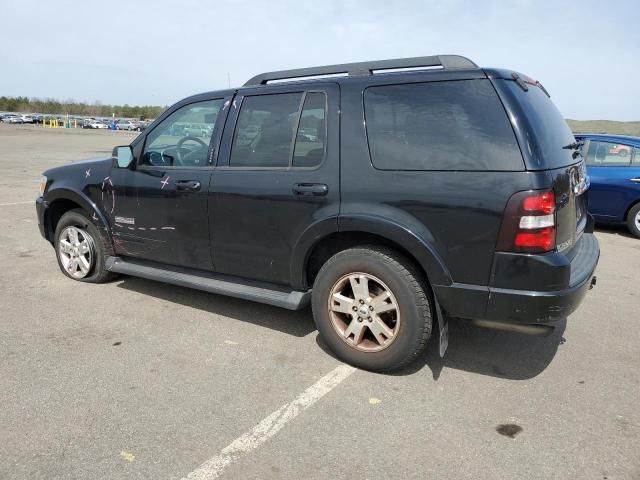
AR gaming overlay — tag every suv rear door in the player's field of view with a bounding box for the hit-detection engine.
[210,83,340,285]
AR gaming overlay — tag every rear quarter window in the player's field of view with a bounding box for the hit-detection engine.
[363,79,524,171]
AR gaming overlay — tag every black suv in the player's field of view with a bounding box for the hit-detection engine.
[36,55,599,371]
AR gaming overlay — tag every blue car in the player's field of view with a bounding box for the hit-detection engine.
[575,134,640,237]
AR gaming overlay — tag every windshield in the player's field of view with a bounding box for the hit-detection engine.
[501,80,576,169]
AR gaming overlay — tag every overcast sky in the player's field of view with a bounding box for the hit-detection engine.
[1,0,638,120]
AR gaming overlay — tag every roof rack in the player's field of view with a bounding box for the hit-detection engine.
[243,55,478,87]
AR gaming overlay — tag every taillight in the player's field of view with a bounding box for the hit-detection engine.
[514,228,555,251]
[522,191,555,214]
[496,190,556,253]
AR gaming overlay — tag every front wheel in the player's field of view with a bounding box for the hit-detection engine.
[312,246,432,372]
[54,209,116,283]
[627,203,640,238]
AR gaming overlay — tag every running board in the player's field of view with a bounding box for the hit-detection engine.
[105,256,311,310]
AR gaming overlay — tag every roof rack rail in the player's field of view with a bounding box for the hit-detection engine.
[243,54,478,87]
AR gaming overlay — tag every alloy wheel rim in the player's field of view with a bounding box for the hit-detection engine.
[327,272,400,352]
[58,226,95,279]
[635,211,640,231]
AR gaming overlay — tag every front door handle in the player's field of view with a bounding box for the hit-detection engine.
[175,180,201,191]
[630,177,640,184]
[292,183,328,196]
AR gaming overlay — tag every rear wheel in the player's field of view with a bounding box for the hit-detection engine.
[312,246,432,372]
[626,203,640,238]
[54,209,116,283]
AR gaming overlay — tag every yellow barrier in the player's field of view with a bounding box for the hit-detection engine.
[41,117,79,128]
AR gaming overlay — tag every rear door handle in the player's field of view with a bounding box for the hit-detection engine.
[630,178,640,183]
[175,180,201,191]
[292,183,328,196]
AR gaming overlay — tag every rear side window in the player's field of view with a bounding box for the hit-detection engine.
[584,140,632,166]
[364,79,523,171]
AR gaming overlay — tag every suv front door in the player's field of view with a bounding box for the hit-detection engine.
[210,83,340,286]
[109,96,230,270]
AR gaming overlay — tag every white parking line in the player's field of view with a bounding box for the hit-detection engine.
[181,364,356,480]
[0,201,33,207]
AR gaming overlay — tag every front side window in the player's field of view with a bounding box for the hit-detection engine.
[584,140,632,167]
[141,99,223,168]
[364,79,524,171]
[229,91,327,168]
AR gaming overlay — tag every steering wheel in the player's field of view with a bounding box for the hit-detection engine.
[176,136,208,165]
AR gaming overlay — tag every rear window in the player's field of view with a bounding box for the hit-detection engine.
[363,79,523,171]
[501,80,576,169]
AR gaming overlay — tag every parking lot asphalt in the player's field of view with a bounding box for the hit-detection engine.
[0,124,639,480]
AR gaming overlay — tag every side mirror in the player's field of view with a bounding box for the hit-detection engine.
[112,145,134,168]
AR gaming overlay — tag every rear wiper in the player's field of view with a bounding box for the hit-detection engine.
[562,140,584,150]
[563,140,584,159]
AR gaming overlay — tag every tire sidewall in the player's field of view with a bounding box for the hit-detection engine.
[54,210,107,282]
[312,249,431,371]
[627,204,640,238]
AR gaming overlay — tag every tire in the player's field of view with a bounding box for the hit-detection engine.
[619,149,628,157]
[626,203,640,238]
[312,246,432,372]
[54,209,116,283]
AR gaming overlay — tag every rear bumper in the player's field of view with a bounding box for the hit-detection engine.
[484,267,597,323]
[434,233,600,324]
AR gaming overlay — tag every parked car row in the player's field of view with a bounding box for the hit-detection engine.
[0,113,37,123]
[0,112,152,132]
[1,113,82,125]
[82,118,149,131]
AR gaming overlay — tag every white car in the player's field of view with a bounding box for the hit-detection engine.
[89,120,108,129]
[1,115,22,124]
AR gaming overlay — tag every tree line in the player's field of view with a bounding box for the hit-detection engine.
[0,96,166,119]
